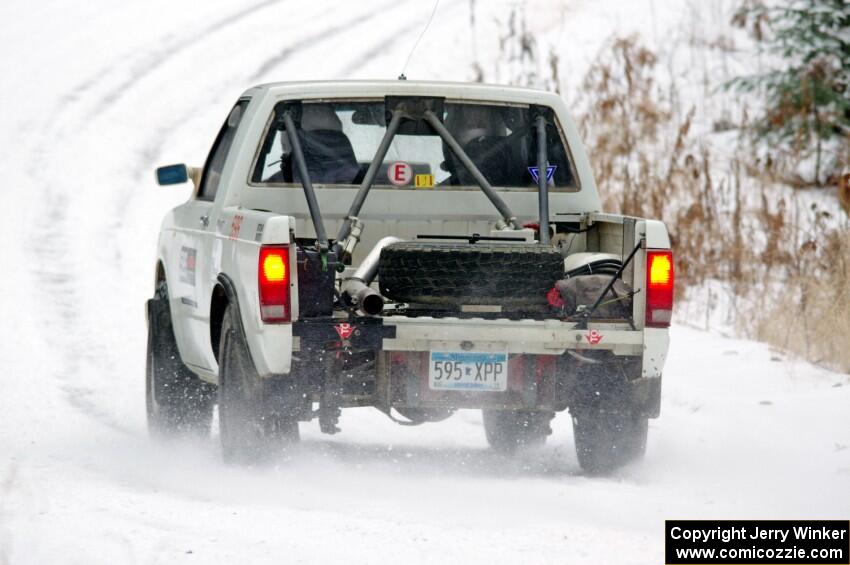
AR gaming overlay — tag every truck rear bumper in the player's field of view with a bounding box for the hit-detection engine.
[288,316,668,417]
[382,317,670,379]
[382,316,645,356]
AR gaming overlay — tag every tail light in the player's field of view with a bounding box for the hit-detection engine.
[258,245,291,323]
[645,249,674,328]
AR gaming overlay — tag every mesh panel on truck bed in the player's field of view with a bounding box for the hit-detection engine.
[378,242,564,306]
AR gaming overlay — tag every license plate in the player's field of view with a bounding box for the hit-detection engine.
[428,350,508,392]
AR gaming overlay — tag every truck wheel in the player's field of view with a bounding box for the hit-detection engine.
[378,242,564,306]
[146,281,215,436]
[571,410,647,474]
[218,304,299,463]
[482,409,553,452]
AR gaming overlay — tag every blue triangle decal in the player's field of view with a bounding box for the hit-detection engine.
[527,165,557,183]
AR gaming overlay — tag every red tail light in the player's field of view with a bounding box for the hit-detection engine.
[258,245,291,323]
[646,250,674,328]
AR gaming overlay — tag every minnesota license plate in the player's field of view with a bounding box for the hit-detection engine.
[428,350,508,392]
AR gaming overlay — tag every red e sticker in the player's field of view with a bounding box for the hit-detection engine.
[387,162,413,186]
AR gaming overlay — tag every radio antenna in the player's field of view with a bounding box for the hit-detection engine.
[399,0,441,80]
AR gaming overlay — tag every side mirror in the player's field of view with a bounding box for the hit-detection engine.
[155,164,189,185]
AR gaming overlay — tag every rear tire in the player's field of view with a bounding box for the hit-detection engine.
[572,410,647,474]
[218,303,299,464]
[146,281,215,436]
[482,409,553,453]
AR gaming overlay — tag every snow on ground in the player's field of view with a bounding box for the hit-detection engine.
[0,1,848,564]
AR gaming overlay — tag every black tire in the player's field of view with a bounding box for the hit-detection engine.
[146,281,215,436]
[218,303,299,464]
[482,409,553,452]
[572,410,647,474]
[378,242,564,306]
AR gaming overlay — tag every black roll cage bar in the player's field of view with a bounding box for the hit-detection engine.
[277,97,552,263]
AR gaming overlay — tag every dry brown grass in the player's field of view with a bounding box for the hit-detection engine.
[749,223,850,371]
[840,173,850,215]
[577,36,728,291]
[577,36,850,373]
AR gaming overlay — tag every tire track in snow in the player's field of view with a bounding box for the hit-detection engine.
[132,0,421,181]
[23,2,307,435]
[88,0,288,117]
[55,0,288,129]
[248,0,415,81]
[24,0,424,433]
[0,463,17,565]
[339,0,465,78]
[27,190,132,434]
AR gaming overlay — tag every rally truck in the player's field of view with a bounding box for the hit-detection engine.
[146,80,674,473]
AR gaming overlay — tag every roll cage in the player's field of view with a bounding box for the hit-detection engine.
[273,96,554,264]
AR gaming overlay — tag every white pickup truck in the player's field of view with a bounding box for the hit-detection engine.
[147,80,673,473]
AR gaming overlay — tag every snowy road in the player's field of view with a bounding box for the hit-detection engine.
[0,1,848,563]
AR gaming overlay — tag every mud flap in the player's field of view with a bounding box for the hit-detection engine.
[629,376,661,418]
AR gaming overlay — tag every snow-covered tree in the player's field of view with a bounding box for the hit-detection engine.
[730,0,850,185]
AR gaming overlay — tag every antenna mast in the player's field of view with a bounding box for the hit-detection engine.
[399,0,441,79]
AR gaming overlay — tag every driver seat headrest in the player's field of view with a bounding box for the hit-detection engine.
[445,105,507,146]
[301,104,343,132]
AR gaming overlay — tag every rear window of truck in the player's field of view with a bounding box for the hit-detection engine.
[250,100,579,192]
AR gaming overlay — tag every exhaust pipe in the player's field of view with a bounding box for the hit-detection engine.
[341,236,403,316]
[342,280,385,316]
